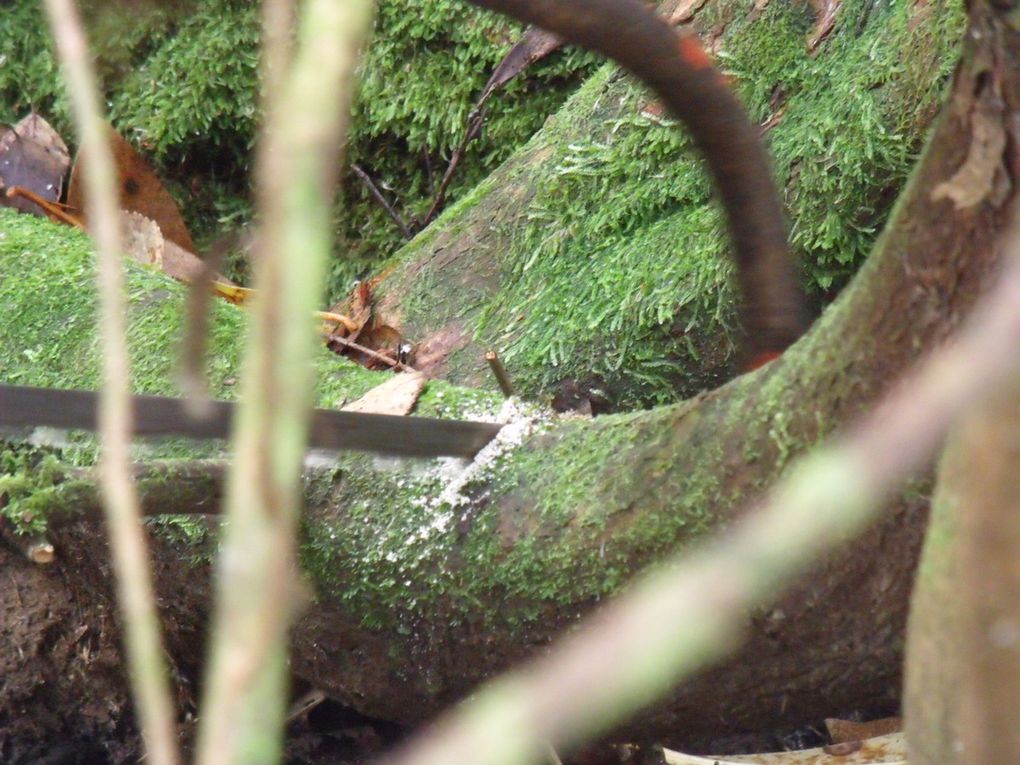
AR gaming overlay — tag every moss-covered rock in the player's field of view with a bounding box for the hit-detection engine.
[0,0,597,294]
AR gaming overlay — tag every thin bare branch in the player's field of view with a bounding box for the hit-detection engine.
[327,333,408,370]
[351,163,414,239]
[194,0,376,762]
[421,106,486,227]
[384,201,1020,765]
[40,2,179,764]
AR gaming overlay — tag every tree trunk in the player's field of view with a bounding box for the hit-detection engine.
[904,377,1020,763]
[2,0,1018,757]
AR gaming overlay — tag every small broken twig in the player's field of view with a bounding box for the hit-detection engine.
[5,186,85,227]
[485,350,515,398]
[0,519,55,564]
[329,333,408,371]
[351,163,414,240]
[421,106,487,227]
[286,689,328,724]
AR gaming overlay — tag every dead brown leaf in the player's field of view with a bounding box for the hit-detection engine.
[638,99,671,125]
[480,26,565,100]
[357,323,403,367]
[0,113,70,216]
[327,280,374,343]
[665,0,709,24]
[807,0,842,52]
[67,125,196,252]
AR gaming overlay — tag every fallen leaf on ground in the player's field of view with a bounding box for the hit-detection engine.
[662,732,905,764]
[481,26,564,100]
[666,0,709,24]
[67,124,196,252]
[807,0,841,51]
[0,113,69,216]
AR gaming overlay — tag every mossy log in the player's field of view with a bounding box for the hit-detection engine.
[1,0,1016,756]
[373,0,963,407]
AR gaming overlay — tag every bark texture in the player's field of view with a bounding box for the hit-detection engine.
[904,379,1020,764]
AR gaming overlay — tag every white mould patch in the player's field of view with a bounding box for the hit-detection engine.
[405,397,552,546]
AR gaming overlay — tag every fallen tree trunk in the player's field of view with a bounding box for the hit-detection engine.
[1,0,1015,756]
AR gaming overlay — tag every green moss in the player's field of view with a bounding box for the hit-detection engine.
[0,208,386,436]
[0,3,70,131]
[0,210,504,583]
[0,443,67,535]
[296,395,717,631]
[0,0,969,637]
[0,0,597,296]
[386,0,964,409]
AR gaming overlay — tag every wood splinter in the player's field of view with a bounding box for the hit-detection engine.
[0,519,56,565]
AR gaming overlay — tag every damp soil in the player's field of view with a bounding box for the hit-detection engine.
[0,506,896,765]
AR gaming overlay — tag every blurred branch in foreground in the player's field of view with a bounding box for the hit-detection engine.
[41,1,179,764]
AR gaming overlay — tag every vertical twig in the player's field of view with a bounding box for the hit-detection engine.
[421,105,486,227]
[423,146,436,197]
[351,163,414,239]
[485,350,515,398]
[40,2,179,765]
[194,0,375,763]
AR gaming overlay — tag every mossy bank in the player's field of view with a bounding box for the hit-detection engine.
[377,0,964,408]
[0,0,598,294]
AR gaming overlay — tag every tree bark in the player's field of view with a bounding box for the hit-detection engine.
[2,0,1019,756]
[904,379,1020,762]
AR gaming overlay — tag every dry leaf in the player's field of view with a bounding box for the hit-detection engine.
[666,0,710,24]
[760,105,787,134]
[346,281,374,341]
[807,0,842,52]
[481,26,564,100]
[67,125,196,252]
[121,211,165,267]
[359,323,402,357]
[826,717,902,744]
[662,732,906,764]
[0,113,70,216]
[639,100,673,125]
[209,281,252,305]
[342,371,426,416]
